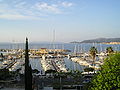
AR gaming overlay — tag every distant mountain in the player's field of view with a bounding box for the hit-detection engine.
[80,38,120,43]
[70,38,120,43]
[70,41,80,43]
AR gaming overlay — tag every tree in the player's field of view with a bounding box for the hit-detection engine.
[0,53,4,58]
[32,69,40,74]
[25,38,33,90]
[45,69,56,74]
[0,69,10,80]
[88,53,120,90]
[106,47,114,54]
[89,46,97,73]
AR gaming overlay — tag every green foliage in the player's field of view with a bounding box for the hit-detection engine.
[32,69,40,74]
[54,70,82,79]
[106,47,114,54]
[72,70,82,78]
[0,69,10,80]
[89,46,98,73]
[89,46,98,60]
[88,53,120,90]
[25,38,33,90]
[45,69,56,74]
[0,53,4,58]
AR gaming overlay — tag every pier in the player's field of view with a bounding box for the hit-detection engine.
[51,60,61,72]
[5,60,16,69]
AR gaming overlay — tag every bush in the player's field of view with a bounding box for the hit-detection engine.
[88,53,120,90]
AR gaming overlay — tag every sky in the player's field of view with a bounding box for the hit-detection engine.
[0,0,120,43]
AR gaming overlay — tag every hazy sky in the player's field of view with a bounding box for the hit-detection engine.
[0,0,120,43]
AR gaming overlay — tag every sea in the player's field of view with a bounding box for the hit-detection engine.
[0,43,120,73]
[0,43,120,52]
[29,57,85,74]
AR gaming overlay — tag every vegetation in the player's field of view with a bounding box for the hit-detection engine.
[88,53,120,90]
[106,47,114,54]
[32,69,40,74]
[89,46,98,60]
[89,46,97,73]
[80,38,120,43]
[72,70,82,78]
[25,38,33,90]
[0,69,10,80]
[55,70,82,79]
[0,53,4,58]
[45,69,56,75]
[0,68,21,81]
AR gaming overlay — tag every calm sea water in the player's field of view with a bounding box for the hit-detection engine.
[64,58,84,71]
[0,43,120,53]
[29,58,85,73]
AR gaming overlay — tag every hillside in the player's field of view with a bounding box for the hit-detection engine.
[70,38,120,43]
[81,38,120,43]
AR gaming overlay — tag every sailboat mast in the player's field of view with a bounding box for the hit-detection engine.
[52,30,55,50]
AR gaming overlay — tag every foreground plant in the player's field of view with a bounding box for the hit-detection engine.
[88,53,120,90]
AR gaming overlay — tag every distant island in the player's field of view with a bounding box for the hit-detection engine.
[70,38,120,44]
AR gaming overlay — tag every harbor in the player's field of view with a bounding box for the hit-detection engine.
[0,42,118,74]
[0,43,120,90]
[0,0,120,89]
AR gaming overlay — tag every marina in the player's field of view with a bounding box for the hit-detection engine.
[0,43,120,74]
[0,43,119,90]
[0,0,120,89]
